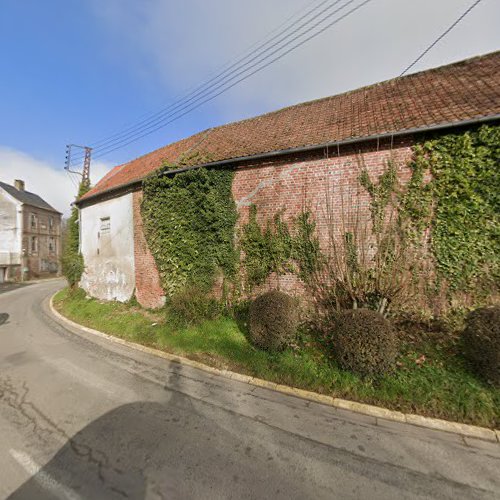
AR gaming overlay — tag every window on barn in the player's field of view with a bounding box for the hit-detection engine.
[100,217,111,234]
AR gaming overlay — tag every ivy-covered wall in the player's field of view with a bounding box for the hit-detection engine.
[138,125,498,311]
[236,125,500,303]
[417,125,499,294]
[141,165,238,298]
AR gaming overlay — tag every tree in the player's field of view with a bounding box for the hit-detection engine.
[61,181,89,287]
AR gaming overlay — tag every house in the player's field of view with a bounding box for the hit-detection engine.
[77,51,500,308]
[0,180,62,282]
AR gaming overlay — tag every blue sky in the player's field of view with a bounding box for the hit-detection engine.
[0,0,498,215]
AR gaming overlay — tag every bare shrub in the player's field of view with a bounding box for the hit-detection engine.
[301,157,429,319]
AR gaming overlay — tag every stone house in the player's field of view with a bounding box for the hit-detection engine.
[0,180,62,282]
[77,51,500,308]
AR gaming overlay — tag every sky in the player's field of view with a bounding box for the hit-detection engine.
[0,0,498,216]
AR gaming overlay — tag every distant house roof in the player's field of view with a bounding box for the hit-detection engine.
[82,50,500,203]
[0,181,61,213]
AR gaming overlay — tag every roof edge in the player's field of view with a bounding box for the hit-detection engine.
[77,114,500,207]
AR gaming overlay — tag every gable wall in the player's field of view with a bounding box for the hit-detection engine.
[80,192,136,302]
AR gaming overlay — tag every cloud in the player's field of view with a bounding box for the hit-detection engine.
[0,146,111,217]
[89,0,500,125]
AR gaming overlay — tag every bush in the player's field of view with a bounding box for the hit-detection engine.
[330,309,397,377]
[61,252,84,288]
[462,306,500,386]
[248,290,298,351]
[166,285,221,327]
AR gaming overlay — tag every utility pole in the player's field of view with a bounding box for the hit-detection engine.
[65,144,92,188]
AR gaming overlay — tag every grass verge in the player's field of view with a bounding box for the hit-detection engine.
[54,288,499,428]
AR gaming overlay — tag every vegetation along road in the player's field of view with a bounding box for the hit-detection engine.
[0,280,499,499]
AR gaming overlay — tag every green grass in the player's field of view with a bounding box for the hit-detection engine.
[54,288,500,428]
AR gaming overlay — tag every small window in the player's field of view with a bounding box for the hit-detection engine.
[30,213,37,230]
[49,217,54,230]
[31,236,38,254]
[48,237,56,254]
[100,217,111,234]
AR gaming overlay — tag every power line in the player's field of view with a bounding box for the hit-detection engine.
[91,0,356,158]
[86,0,326,152]
[399,0,483,77]
[71,0,371,162]
[89,0,371,161]
[93,0,372,160]
[68,0,333,164]
[69,0,346,163]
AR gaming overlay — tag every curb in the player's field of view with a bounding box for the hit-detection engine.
[49,294,499,444]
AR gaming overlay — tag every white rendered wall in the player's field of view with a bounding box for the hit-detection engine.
[0,189,22,266]
[80,193,135,302]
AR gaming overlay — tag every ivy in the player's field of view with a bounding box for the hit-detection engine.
[423,125,500,292]
[240,206,295,287]
[62,181,89,287]
[359,159,397,234]
[240,207,321,288]
[292,211,323,282]
[141,162,237,297]
[399,144,434,241]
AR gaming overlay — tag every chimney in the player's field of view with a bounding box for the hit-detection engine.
[14,179,25,191]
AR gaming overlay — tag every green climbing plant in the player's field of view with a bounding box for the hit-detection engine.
[62,180,89,287]
[406,125,500,293]
[240,206,296,288]
[141,154,238,298]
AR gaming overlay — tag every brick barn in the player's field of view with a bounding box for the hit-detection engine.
[77,51,499,308]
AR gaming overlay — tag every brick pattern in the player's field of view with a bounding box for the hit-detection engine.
[132,191,166,309]
[131,139,415,306]
[232,138,415,297]
[82,51,499,202]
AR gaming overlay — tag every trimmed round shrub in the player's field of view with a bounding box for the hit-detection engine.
[462,306,500,386]
[248,290,298,351]
[331,309,397,377]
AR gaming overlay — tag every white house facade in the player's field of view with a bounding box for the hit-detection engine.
[0,184,23,282]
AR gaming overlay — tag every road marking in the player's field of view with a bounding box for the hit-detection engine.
[9,449,81,500]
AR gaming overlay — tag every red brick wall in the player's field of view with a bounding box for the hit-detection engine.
[232,137,415,297]
[131,137,415,307]
[132,191,166,309]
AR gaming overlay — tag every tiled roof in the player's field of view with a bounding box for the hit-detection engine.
[82,51,500,202]
[0,181,60,213]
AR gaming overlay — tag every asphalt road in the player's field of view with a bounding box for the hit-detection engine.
[0,280,499,499]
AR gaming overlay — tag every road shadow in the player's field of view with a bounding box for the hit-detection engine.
[8,363,310,499]
[0,313,9,326]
